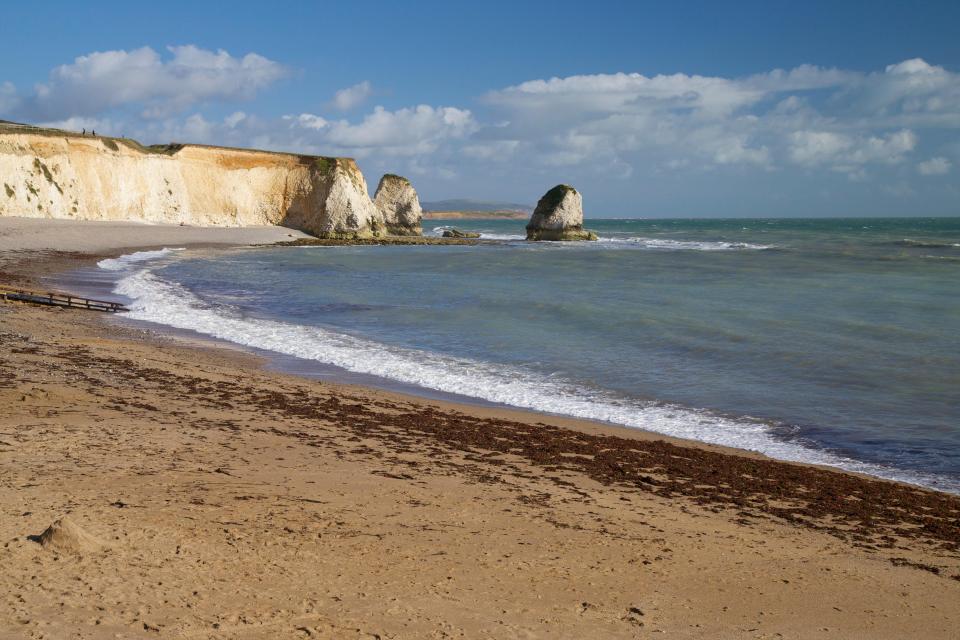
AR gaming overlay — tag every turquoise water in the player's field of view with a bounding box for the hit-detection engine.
[102,217,960,492]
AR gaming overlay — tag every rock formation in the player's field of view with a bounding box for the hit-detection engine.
[31,516,104,554]
[525,184,597,241]
[0,122,419,239]
[373,174,422,236]
[442,229,480,238]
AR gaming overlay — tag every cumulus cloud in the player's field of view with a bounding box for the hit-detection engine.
[316,105,476,156]
[8,45,286,121]
[146,104,478,162]
[476,58,960,180]
[917,156,952,175]
[224,111,247,128]
[486,72,767,119]
[330,81,373,111]
[789,129,916,168]
[3,48,958,208]
[284,113,329,130]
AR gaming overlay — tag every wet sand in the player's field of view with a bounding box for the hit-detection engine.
[1,218,958,639]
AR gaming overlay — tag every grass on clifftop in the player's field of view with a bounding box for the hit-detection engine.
[0,119,350,165]
[537,184,577,211]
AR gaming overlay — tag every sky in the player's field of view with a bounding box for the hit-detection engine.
[1,0,958,217]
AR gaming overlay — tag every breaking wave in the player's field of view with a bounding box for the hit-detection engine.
[97,248,184,271]
[103,253,957,494]
[891,239,960,248]
[597,237,775,250]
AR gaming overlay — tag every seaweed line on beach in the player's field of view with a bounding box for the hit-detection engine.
[3,325,957,562]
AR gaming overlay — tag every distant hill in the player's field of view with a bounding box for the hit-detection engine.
[421,199,533,214]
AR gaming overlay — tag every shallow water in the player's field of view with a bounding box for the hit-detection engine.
[97,217,960,492]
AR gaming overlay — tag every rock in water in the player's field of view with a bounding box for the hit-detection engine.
[374,174,423,236]
[32,516,104,553]
[442,229,481,238]
[525,185,597,241]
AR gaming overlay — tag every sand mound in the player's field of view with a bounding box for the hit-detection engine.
[31,516,104,553]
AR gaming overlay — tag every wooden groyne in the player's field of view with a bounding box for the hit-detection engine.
[0,286,127,313]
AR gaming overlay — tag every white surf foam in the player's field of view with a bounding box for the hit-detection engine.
[107,258,958,494]
[599,237,774,251]
[479,232,526,240]
[97,248,184,271]
[428,226,525,241]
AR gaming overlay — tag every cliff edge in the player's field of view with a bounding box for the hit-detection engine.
[0,121,409,239]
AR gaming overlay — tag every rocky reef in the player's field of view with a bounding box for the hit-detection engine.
[442,229,481,238]
[373,174,423,236]
[0,122,420,239]
[525,185,597,241]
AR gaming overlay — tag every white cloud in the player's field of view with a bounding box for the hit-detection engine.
[318,105,476,156]
[486,72,767,119]
[788,131,853,165]
[478,60,958,177]
[704,135,771,167]
[788,129,916,174]
[224,111,247,128]
[5,49,958,212]
[917,156,952,175]
[330,81,373,111]
[13,45,286,120]
[462,140,521,160]
[284,113,329,130]
[162,104,481,162]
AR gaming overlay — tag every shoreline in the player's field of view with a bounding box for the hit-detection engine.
[87,242,957,495]
[2,218,959,637]
[4,217,957,492]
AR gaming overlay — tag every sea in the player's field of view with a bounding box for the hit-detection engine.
[88,217,960,493]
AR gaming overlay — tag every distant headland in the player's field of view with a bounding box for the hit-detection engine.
[421,198,531,220]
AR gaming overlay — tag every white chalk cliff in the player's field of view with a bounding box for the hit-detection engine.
[526,184,597,241]
[0,122,416,239]
[373,174,423,236]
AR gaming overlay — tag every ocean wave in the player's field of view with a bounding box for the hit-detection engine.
[892,239,960,248]
[479,233,526,240]
[428,225,525,241]
[598,237,775,251]
[97,248,184,271]
[106,258,956,493]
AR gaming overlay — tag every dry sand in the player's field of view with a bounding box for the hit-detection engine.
[1,218,958,639]
[0,217,310,253]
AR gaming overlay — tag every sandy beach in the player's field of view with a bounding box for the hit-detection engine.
[1,218,959,639]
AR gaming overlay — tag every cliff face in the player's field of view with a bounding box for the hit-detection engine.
[373,174,423,236]
[0,125,401,239]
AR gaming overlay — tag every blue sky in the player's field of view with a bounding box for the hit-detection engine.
[1,0,958,217]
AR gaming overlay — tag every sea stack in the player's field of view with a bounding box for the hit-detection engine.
[525,185,597,241]
[373,174,423,236]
